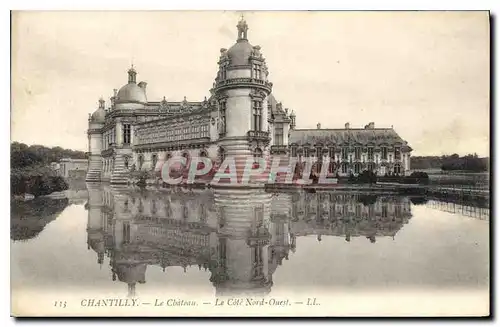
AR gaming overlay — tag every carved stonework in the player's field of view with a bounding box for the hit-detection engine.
[160,96,170,112]
[180,96,193,113]
[202,96,209,109]
[249,88,267,100]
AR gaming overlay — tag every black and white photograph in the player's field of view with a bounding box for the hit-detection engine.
[9,10,491,317]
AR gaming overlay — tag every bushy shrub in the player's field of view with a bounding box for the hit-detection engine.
[410,171,429,179]
[11,166,68,197]
[358,170,377,184]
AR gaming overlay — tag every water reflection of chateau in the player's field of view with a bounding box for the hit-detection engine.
[86,184,412,297]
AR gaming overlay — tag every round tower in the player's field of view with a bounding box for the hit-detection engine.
[210,189,273,297]
[212,16,273,186]
[86,98,105,182]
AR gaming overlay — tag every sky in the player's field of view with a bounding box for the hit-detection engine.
[11,11,490,156]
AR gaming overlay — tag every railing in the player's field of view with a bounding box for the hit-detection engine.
[214,78,273,92]
[247,130,270,139]
[270,145,288,154]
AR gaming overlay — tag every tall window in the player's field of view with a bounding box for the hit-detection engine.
[252,63,262,79]
[354,147,361,160]
[304,147,310,158]
[274,124,283,145]
[252,247,264,279]
[218,238,227,267]
[341,162,348,174]
[252,100,262,131]
[394,163,401,175]
[354,163,361,174]
[368,147,374,160]
[254,148,263,158]
[220,100,227,134]
[395,147,401,160]
[329,147,335,159]
[291,146,297,157]
[316,147,322,158]
[381,147,388,160]
[341,147,349,160]
[152,154,158,170]
[220,65,227,80]
[123,124,131,145]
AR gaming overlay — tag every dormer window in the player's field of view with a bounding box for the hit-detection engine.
[252,63,262,79]
[221,64,227,80]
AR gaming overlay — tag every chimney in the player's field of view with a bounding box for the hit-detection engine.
[345,122,350,129]
[317,123,321,129]
[138,81,147,91]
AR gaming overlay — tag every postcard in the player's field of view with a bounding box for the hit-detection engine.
[10,10,490,317]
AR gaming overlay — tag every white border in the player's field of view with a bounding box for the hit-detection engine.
[2,1,498,326]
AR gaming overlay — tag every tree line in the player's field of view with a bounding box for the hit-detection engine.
[411,154,489,172]
[11,142,87,197]
[11,142,87,169]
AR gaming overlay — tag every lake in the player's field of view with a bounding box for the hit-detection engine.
[10,183,490,317]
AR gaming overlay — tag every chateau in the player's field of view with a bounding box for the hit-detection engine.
[86,17,412,184]
[86,184,412,297]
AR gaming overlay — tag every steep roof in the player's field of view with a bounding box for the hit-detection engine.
[289,128,410,147]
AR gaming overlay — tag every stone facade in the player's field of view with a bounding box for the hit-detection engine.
[52,158,89,178]
[86,17,412,184]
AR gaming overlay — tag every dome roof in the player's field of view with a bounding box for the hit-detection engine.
[91,107,106,123]
[227,40,254,67]
[116,83,147,104]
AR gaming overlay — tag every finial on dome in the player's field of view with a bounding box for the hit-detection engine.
[128,64,137,84]
[98,97,105,109]
[237,14,248,41]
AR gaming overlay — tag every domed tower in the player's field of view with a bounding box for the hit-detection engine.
[86,98,106,182]
[115,65,147,110]
[212,16,273,186]
[210,189,273,296]
[86,183,105,266]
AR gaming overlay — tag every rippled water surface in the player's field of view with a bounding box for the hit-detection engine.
[11,184,490,316]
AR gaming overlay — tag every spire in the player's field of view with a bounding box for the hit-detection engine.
[237,14,248,41]
[98,97,105,109]
[128,64,137,84]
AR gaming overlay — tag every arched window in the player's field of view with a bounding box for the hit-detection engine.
[354,162,362,174]
[254,148,263,158]
[341,162,348,174]
[367,162,375,172]
[328,160,336,174]
[200,149,208,157]
[394,163,401,175]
